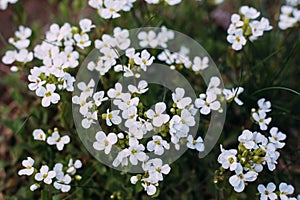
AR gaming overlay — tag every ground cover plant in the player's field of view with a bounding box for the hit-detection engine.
[0,0,299,199]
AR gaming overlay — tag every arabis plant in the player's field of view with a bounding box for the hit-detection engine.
[227,6,272,51]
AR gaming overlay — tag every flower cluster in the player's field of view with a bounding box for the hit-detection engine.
[2,25,33,72]
[18,157,82,192]
[215,98,287,193]
[227,5,272,51]
[88,0,182,19]
[32,128,71,151]
[26,18,94,107]
[278,0,300,30]
[0,0,17,10]
[258,182,299,200]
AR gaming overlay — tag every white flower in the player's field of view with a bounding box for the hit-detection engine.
[137,30,158,48]
[223,87,244,106]
[134,49,155,71]
[33,129,46,141]
[128,142,147,165]
[46,131,70,151]
[229,164,258,192]
[258,98,271,112]
[240,5,260,19]
[105,109,122,126]
[147,136,170,155]
[82,111,98,128]
[36,84,60,107]
[79,18,95,33]
[258,182,277,200]
[238,130,256,149]
[207,76,222,95]
[143,158,171,181]
[93,131,118,154]
[252,110,272,131]
[128,80,149,94]
[230,14,244,29]
[100,0,124,19]
[279,183,295,200]
[278,14,297,30]
[113,27,130,50]
[195,92,221,115]
[192,56,209,72]
[77,79,95,97]
[35,165,56,184]
[172,88,192,109]
[141,182,157,196]
[145,102,170,127]
[54,173,71,192]
[187,135,205,152]
[268,127,286,149]
[93,91,108,106]
[217,146,238,171]
[66,159,82,175]
[18,157,35,176]
[112,149,130,167]
[107,83,124,99]
[74,33,91,49]
[157,50,176,64]
[227,29,247,51]
[0,0,18,10]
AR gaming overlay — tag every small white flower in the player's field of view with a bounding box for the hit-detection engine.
[187,135,204,152]
[46,131,70,151]
[223,87,244,106]
[100,0,124,19]
[238,130,256,150]
[145,102,170,127]
[229,164,258,192]
[143,158,171,181]
[252,110,272,131]
[257,98,271,112]
[107,82,124,99]
[105,109,122,126]
[35,165,56,184]
[66,159,82,175]
[147,135,170,155]
[137,30,158,48]
[240,5,260,19]
[258,182,277,200]
[93,91,108,106]
[32,129,46,141]
[195,92,221,115]
[227,29,247,51]
[217,146,238,171]
[36,84,61,107]
[18,157,35,176]
[82,111,98,128]
[134,49,155,71]
[77,79,95,97]
[93,131,118,154]
[54,173,72,192]
[172,88,192,109]
[128,80,149,94]
[192,56,209,72]
[79,18,95,33]
[74,33,91,49]
[279,182,295,200]
[128,142,148,165]
[268,127,286,149]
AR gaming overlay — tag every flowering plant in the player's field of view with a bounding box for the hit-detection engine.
[0,0,299,199]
